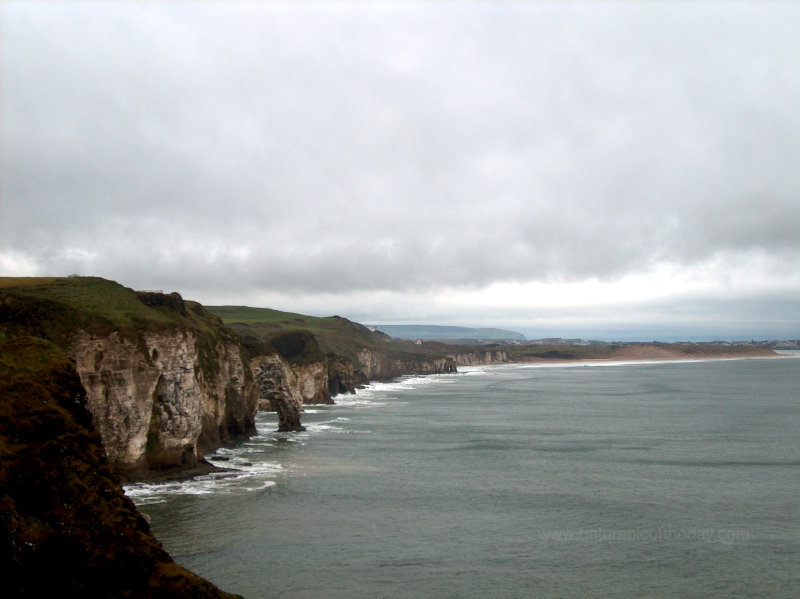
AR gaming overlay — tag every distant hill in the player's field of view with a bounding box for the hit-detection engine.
[372,324,526,341]
[205,306,448,366]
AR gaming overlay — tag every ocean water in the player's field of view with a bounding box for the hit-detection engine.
[126,357,800,598]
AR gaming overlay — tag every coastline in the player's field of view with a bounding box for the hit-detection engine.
[453,348,791,370]
[133,355,800,599]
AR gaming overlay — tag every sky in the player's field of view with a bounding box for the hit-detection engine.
[2,2,799,341]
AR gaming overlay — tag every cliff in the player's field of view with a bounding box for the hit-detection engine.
[68,328,256,480]
[0,277,258,480]
[250,353,306,431]
[208,308,458,415]
[0,336,241,598]
[446,349,509,366]
[356,348,457,381]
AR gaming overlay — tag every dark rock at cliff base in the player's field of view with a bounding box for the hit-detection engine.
[0,337,242,598]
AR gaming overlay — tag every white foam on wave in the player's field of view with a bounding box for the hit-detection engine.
[332,393,387,407]
[304,416,354,434]
[123,448,286,505]
[124,477,222,505]
[336,372,458,404]
[327,370,467,409]
[307,422,335,430]
[457,366,490,376]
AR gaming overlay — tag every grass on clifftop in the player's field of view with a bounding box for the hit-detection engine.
[1,277,177,338]
[207,305,446,366]
[0,277,239,378]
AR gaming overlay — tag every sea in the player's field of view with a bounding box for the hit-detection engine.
[125,355,800,599]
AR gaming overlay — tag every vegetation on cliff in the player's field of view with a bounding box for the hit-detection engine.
[0,277,257,479]
[0,277,240,380]
[207,305,451,369]
[0,337,241,598]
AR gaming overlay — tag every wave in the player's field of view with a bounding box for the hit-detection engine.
[123,459,284,505]
[123,429,288,505]
[305,416,353,434]
[334,372,461,404]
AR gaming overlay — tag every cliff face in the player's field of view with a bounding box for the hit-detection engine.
[0,278,258,481]
[69,330,257,479]
[208,308,461,422]
[447,349,509,366]
[357,349,457,381]
[250,354,357,431]
[0,337,241,598]
[254,347,457,420]
[294,361,334,404]
[328,357,358,396]
[250,353,306,431]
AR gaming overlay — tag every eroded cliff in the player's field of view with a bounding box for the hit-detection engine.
[69,329,257,479]
[209,309,458,421]
[249,353,360,430]
[0,337,242,597]
[250,353,306,431]
[446,349,509,366]
[356,348,457,381]
[0,278,258,480]
[237,326,458,429]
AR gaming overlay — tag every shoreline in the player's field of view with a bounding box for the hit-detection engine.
[463,351,792,369]
[450,344,786,369]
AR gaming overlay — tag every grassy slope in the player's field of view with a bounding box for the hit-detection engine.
[207,305,446,366]
[1,277,175,335]
[0,277,238,378]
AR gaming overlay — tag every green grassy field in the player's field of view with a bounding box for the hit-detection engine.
[0,277,239,377]
[207,305,446,366]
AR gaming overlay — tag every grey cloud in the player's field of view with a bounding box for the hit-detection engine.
[2,2,799,335]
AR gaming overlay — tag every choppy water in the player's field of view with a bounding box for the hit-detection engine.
[126,357,800,598]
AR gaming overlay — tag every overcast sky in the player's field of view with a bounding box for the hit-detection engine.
[2,2,799,340]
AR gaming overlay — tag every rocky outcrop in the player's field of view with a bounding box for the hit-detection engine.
[69,329,257,480]
[0,337,242,598]
[0,280,258,481]
[294,361,334,404]
[251,347,455,430]
[250,353,305,431]
[357,349,457,382]
[447,349,509,366]
[327,357,358,396]
[250,353,358,431]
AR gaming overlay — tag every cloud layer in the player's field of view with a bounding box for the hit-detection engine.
[2,2,799,338]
